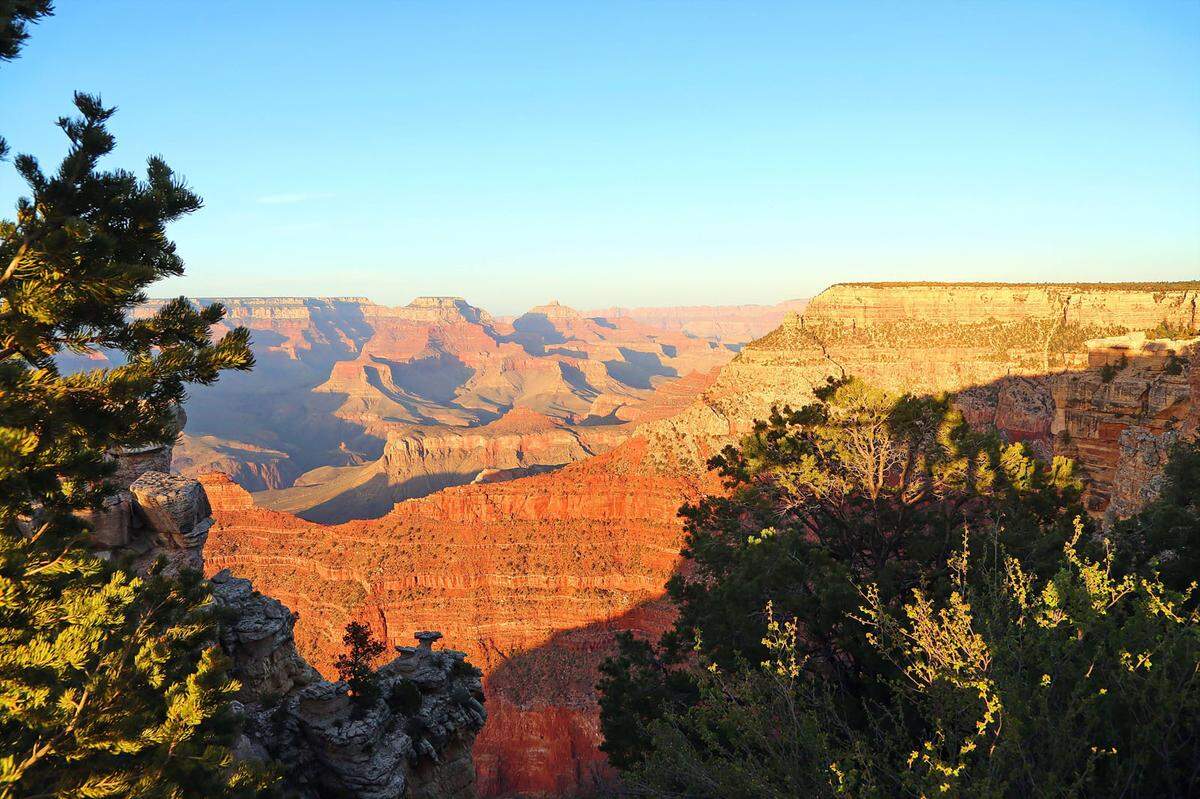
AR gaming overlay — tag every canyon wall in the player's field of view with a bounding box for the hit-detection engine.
[203,441,715,796]
[205,281,1199,797]
[1050,334,1198,522]
[81,435,486,798]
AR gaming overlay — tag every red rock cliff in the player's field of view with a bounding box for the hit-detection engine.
[205,281,1199,797]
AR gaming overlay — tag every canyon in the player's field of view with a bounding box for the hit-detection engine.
[115,296,804,522]
[79,422,487,798]
[198,282,1199,797]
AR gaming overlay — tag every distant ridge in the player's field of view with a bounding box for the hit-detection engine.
[830,280,1200,291]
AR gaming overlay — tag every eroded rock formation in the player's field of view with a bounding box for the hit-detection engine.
[1051,334,1198,523]
[83,440,486,798]
[205,281,1199,797]
[215,572,485,799]
[255,406,631,523]
[202,441,713,797]
[112,296,770,521]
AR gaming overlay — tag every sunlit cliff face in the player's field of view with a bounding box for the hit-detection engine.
[203,282,1198,797]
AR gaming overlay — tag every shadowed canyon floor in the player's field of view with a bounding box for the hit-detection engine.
[201,282,1198,797]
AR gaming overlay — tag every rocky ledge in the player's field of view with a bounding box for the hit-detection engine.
[81,439,486,798]
[215,572,485,799]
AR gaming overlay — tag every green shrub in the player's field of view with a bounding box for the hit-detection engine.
[1100,355,1128,382]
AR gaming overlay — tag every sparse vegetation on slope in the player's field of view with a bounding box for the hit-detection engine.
[598,377,1200,798]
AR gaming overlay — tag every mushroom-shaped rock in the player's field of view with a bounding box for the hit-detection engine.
[415,631,443,650]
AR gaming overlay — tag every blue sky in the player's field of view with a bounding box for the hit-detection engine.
[1,1,1198,314]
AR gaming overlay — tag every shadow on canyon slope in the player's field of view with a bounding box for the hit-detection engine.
[475,596,674,799]
[603,349,677,389]
[464,353,1196,798]
[511,312,569,354]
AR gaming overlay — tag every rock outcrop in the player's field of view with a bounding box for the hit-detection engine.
[1051,334,1197,523]
[204,281,1199,797]
[254,407,630,524]
[83,441,486,798]
[214,571,485,799]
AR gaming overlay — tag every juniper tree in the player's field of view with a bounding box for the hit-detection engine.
[0,20,269,795]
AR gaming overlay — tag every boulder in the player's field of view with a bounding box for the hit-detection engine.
[130,470,213,548]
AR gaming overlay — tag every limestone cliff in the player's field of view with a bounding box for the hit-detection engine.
[82,440,486,799]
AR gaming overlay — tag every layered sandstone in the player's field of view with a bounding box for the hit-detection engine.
[206,281,1199,797]
[203,440,717,797]
[1051,334,1197,522]
[804,282,1199,329]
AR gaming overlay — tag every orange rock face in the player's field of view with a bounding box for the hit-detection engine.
[204,282,1200,796]
[1051,335,1198,521]
[202,441,721,797]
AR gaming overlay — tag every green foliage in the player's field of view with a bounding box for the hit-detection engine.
[0,2,51,63]
[599,376,1084,770]
[600,383,1200,797]
[0,563,270,797]
[1146,320,1198,340]
[1164,354,1185,376]
[847,523,1200,797]
[598,632,699,770]
[0,25,267,796]
[334,622,386,712]
[1110,441,1200,598]
[624,521,1200,798]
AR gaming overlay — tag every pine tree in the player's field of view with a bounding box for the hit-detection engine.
[335,622,386,711]
[0,9,270,795]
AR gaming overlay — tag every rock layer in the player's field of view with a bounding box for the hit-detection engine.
[118,296,761,520]
[1051,334,1197,523]
[81,442,486,798]
[206,281,1199,796]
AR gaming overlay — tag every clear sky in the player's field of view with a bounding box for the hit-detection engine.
[1,1,1198,314]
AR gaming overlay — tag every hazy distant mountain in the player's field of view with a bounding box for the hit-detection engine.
[106,295,806,521]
